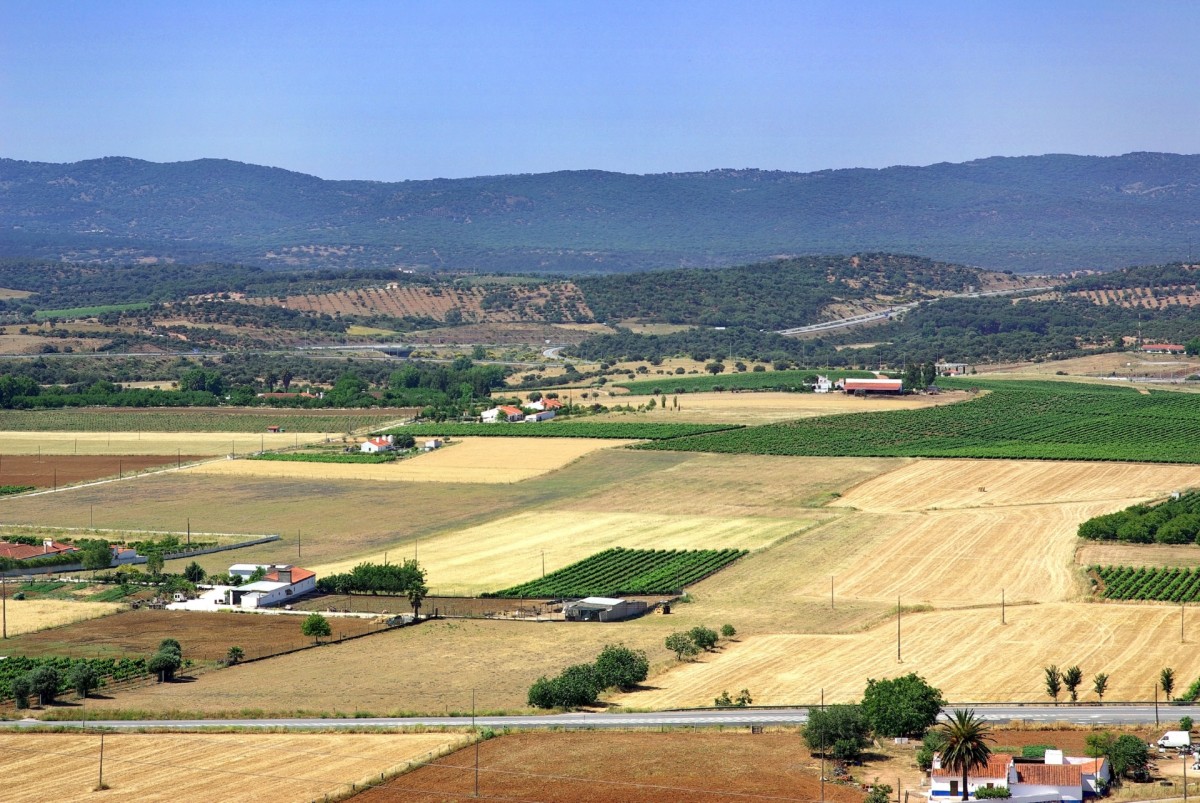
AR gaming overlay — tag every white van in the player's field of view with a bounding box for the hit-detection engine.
[1158,731,1192,750]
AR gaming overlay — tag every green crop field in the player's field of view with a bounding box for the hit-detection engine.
[618,369,878,396]
[639,380,1200,463]
[489,547,748,598]
[0,408,408,433]
[1093,565,1200,602]
[386,422,741,439]
[33,302,151,320]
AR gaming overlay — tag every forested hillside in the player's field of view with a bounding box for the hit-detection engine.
[3,152,1200,273]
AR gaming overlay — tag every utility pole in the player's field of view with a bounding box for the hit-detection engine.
[820,687,826,803]
[297,530,301,559]
[90,505,93,529]
[541,549,546,578]
[472,688,479,798]
[1156,683,1160,727]
[97,732,105,791]
[187,517,190,546]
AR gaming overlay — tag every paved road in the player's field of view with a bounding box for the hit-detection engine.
[8,704,1197,731]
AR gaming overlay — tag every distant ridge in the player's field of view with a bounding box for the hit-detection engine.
[1,152,1198,273]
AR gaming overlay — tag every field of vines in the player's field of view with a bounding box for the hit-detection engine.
[0,409,406,432]
[1093,565,1200,602]
[387,422,741,440]
[247,451,399,464]
[640,380,1200,463]
[0,656,149,699]
[619,369,877,396]
[490,547,748,598]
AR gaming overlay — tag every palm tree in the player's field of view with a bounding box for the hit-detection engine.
[939,709,995,802]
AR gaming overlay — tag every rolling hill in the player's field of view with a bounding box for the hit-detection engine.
[1,152,1199,273]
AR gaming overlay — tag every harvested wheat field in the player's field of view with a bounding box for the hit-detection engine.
[584,390,963,424]
[358,731,868,803]
[0,454,203,487]
[189,437,633,484]
[1077,541,1200,570]
[0,732,468,803]
[614,602,1200,708]
[0,431,325,456]
[831,459,1200,513]
[312,509,820,595]
[0,599,121,637]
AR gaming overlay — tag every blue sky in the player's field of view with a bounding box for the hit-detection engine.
[2,0,1198,180]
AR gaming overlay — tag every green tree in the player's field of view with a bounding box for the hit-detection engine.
[226,646,245,665]
[28,665,61,705]
[720,623,736,639]
[79,540,112,574]
[917,729,949,771]
[1085,731,1115,759]
[593,644,649,691]
[803,704,871,756]
[1109,734,1149,781]
[1186,337,1200,357]
[527,676,556,708]
[1093,672,1109,702]
[183,561,206,583]
[714,690,734,707]
[689,626,719,651]
[549,664,602,708]
[865,784,894,803]
[301,613,332,644]
[67,662,101,698]
[402,558,428,618]
[705,361,726,375]
[146,550,165,578]
[149,650,181,682]
[1161,667,1176,700]
[1044,665,1062,704]
[10,674,31,709]
[1063,665,1083,703]
[939,709,994,802]
[861,673,946,738]
[666,631,699,661]
[735,688,752,706]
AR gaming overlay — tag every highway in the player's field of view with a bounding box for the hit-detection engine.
[9,704,1198,731]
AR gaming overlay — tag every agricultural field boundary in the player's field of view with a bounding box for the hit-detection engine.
[0,534,281,578]
[386,422,742,439]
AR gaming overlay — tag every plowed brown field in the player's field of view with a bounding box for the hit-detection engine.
[356,731,867,803]
[0,454,202,487]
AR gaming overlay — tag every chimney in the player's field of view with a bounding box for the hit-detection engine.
[43,538,53,553]
[277,567,292,584]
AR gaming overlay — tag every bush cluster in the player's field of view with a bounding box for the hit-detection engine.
[527,644,649,709]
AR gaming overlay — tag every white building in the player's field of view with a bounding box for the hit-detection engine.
[813,375,833,393]
[224,565,317,609]
[481,405,525,423]
[525,410,556,422]
[929,750,1109,803]
[361,435,395,453]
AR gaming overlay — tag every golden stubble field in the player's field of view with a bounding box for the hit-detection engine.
[0,732,469,803]
[187,437,633,483]
[578,390,964,424]
[0,598,122,637]
[0,431,325,456]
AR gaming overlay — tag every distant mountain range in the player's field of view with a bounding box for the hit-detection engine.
[1,152,1198,274]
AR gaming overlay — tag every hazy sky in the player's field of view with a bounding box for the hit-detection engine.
[2,0,1198,180]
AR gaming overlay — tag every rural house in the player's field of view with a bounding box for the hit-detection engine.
[929,749,1110,803]
[481,405,525,423]
[837,377,903,394]
[562,597,648,622]
[528,398,563,411]
[360,436,395,453]
[525,410,556,422]
[0,539,78,561]
[1142,344,1186,354]
[224,564,317,609]
[813,375,834,393]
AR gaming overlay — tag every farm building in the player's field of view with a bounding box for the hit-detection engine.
[224,565,317,609]
[482,405,525,423]
[423,439,443,451]
[1142,344,1186,354]
[528,398,563,411]
[929,750,1110,803]
[838,378,903,394]
[525,410,556,422]
[0,539,78,561]
[361,436,395,453]
[562,597,648,622]
[812,375,833,393]
[936,362,972,375]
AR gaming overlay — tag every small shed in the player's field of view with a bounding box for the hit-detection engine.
[266,425,281,433]
[423,439,443,451]
[562,597,648,622]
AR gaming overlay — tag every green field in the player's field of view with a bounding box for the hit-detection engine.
[639,380,1200,463]
[0,408,408,432]
[385,422,741,439]
[618,369,878,396]
[33,302,151,320]
[1093,565,1200,602]
[489,547,749,598]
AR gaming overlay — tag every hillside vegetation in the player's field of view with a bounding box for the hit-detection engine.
[4,152,1200,272]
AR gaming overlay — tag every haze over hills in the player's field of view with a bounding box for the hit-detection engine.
[1,152,1198,274]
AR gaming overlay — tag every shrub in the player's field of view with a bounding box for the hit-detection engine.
[865,784,893,803]
[720,623,736,639]
[1021,744,1057,759]
[975,787,1012,799]
[1182,716,1194,732]
[593,644,649,692]
[689,626,719,651]
[804,704,870,756]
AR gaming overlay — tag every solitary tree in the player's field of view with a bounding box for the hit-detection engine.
[939,709,994,802]
[183,561,206,583]
[146,550,165,578]
[861,673,946,738]
[1063,666,1083,703]
[720,623,737,639]
[1044,665,1062,704]
[226,646,245,665]
[665,631,699,661]
[1093,673,1110,703]
[1161,667,1176,701]
[804,704,871,758]
[705,361,726,375]
[301,613,332,644]
[67,662,101,699]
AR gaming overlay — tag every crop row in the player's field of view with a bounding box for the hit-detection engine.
[1093,565,1200,602]
[389,422,742,440]
[490,547,748,598]
[0,656,149,699]
[641,383,1200,464]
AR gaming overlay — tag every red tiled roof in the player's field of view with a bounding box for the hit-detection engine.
[265,567,315,584]
[499,406,523,415]
[0,541,78,561]
[1016,764,1082,786]
[542,399,563,408]
[1142,344,1185,351]
[366,437,390,445]
[932,755,1012,779]
[1071,757,1107,775]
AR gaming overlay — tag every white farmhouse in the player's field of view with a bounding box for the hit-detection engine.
[224,565,317,609]
[929,749,1110,803]
[360,436,394,453]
